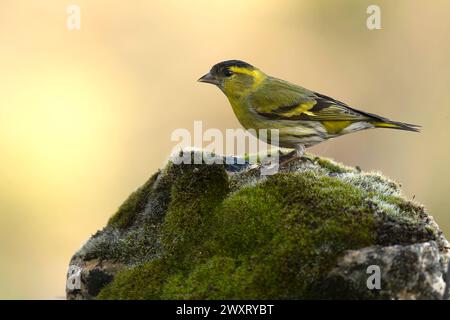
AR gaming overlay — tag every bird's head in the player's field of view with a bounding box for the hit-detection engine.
[198,60,266,99]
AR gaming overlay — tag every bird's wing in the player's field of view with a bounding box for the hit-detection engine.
[248,78,372,122]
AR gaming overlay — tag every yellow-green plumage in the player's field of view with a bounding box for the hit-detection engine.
[199,60,420,151]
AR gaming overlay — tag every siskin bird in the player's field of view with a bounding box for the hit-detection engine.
[198,60,420,162]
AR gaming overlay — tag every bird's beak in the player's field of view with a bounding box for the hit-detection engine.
[198,72,219,85]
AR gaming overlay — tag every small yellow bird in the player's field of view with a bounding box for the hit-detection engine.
[198,60,419,161]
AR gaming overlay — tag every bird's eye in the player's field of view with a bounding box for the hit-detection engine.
[224,69,233,77]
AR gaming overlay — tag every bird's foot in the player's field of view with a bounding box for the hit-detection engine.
[279,145,313,167]
[279,150,301,167]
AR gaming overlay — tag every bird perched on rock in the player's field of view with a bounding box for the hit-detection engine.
[198,60,419,163]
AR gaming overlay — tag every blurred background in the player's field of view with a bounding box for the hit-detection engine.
[0,0,449,299]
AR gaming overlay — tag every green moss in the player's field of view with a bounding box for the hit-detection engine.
[72,149,444,300]
[99,170,378,299]
[379,194,405,207]
[161,256,256,299]
[316,157,353,174]
[208,172,376,298]
[97,259,169,300]
[161,163,229,262]
[107,171,160,229]
[83,226,162,263]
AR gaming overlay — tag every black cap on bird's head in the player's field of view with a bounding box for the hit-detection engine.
[210,60,255,75]
[198,60,255,86]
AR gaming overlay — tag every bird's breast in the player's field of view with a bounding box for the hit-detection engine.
[228,97,268,131]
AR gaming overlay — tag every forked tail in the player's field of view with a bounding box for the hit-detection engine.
[373,120,421,132]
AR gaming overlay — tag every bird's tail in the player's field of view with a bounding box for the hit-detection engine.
[373,120,421,132]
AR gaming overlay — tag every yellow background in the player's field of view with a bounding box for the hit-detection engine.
[0,0,449,299]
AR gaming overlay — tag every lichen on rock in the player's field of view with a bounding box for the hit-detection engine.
[66,151,450,300]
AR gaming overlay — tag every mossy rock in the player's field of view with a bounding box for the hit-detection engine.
[67,151,450,300]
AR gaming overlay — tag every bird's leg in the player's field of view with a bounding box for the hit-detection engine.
[279,144,306,166]
[296,144,316,163]
[278,150,296,167]
[295,144,305,158]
